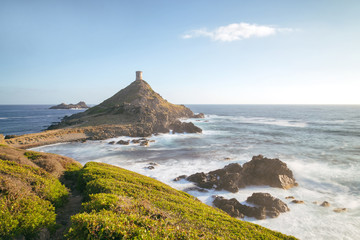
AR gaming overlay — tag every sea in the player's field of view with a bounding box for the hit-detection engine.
[1,104,359,240]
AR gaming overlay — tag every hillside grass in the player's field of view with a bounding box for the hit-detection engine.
[0,145,82,239]
[67,162,297,239]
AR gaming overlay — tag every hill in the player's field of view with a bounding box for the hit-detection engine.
[48,76,202,135]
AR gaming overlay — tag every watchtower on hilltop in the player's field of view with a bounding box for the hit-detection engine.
[136,71,143,80]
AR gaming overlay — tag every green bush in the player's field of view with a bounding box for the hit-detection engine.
[24,151,41,160]
[0,159,69,238]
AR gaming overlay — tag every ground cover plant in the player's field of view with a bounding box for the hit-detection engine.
[68,162,297,239]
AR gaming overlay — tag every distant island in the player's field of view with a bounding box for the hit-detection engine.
[50,101,89,109]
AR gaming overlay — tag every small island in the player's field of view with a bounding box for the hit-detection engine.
[50,101,89,109]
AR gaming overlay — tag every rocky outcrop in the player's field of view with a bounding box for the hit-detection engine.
[50,101,89,109]
[247,193,290,218]
[186,163,244,192]
[47,79,202,137]
[193,113,205,118]
[183,155,297,193]
[213,193,289,220]
[242,155,298,189]
[213,196,263,219]
[169,120,202,134]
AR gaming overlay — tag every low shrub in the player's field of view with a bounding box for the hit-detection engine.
[68,162,296,239]
[0,159,69,238]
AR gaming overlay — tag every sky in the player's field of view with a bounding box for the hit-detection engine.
[1,0,360,104]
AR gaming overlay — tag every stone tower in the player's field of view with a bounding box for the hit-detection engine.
[136,71,143,80]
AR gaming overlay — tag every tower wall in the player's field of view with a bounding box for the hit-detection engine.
[136,71,143,80]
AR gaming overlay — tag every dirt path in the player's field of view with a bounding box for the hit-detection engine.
[52,181,83,239]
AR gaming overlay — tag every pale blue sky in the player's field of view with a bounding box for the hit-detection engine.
[1,0,359,104]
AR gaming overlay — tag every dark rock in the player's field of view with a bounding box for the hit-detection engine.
[148,162,158,166]
[169,120,202,134]
[108,141,116,144]
[146,166,155,170]
[181,155,297,193]
[224,157,231,161]
[246,192,290,218]
[285,196,295,199]
[291,200,304,204]
[117,140,130,145]
[213,196,265,219]
[186,163,245,193]
[173,175,187,181]
[320,201,331,207]
[131,139,141,144]
[140,140,149,146]
[242,155,297,189]
[183,187,209,193]
[193,113,205,118]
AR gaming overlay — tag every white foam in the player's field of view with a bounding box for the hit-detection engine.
[35,130,359,239]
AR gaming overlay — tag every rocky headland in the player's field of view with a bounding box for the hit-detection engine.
[50,101,89,109]
[5,74,203,148]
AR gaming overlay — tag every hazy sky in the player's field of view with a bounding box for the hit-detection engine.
[1,0,359,104]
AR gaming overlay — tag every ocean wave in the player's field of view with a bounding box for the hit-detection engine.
[207,115,307,128]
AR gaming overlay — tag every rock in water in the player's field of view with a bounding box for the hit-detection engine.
[47,76,202,137]
[246,192,290,218]
[183,156,297,192]
[186,163,244,192]
[242,155,298,189]
[213,196,266,219]
[214,193,289,220]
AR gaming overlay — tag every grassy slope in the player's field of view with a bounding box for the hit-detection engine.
[68,162,297,240]
[0,145,297,239]
[0,145,82,239]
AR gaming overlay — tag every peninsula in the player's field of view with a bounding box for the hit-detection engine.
[5,71,203,148]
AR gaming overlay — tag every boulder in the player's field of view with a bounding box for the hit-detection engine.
[131,139,141,144]
[213,196,265,219]
[173,175,187,181]
[169,120,202,134]
[242,155,298,189]
[140,140,149,146]
[320,201,331,207]
[186,163,244,193]
[117,140,130,145]
[183,187,209,193]
[246,193,290,218]
[193,113,205,118]
[183,155,297,193]
[291,200,304,204]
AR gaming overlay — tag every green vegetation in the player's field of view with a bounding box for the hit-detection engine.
[0,160,68,238]
[24,151,42,160]
[0,145,82,239]
[0,145,296,239]
[67,162,296,239]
